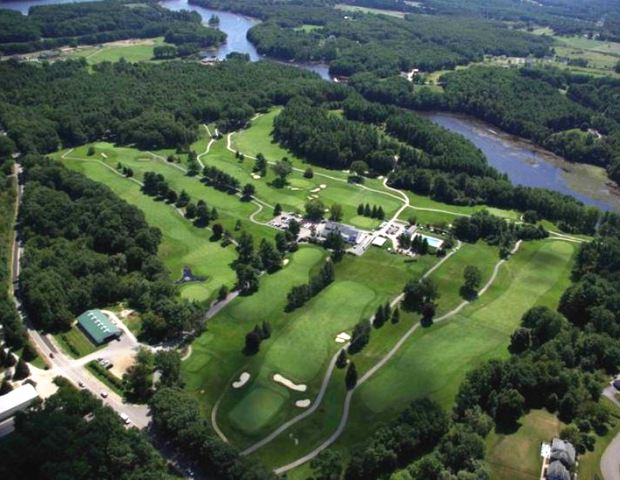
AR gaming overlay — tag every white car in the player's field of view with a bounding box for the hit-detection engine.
[120,413,130,425]
[100,391,108,398]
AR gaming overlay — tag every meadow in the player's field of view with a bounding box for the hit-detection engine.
[63,38,168,65]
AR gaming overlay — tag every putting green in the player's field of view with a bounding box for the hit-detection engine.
[61,154,237,302]
[229,386,288,434]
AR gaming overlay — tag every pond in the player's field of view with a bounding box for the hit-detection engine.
[423,111,620,213]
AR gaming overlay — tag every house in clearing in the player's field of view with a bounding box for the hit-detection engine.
[77,309,121,345]
[544,438,576,480]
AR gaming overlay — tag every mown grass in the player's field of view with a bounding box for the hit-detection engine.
[60,148,238,302]
[55,326,99,359]
[251,239,575,471]
[486,409,565,480]
[64,37,169,65]
[334,3,406,17]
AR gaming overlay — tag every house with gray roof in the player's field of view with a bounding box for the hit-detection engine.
[550,438,576,468]
[546,460,571,480]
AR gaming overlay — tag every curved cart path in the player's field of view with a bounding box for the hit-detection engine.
[272,240,522,474]
[239,240,463,456]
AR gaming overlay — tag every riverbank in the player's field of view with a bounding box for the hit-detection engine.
[421,111,620,213]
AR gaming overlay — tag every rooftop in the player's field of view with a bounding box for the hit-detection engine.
[77,309,121,345]
[0,383,38,416]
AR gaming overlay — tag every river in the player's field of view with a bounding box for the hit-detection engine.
[2,0,619,210]
[423,112,620,212]
[0,0,332,80]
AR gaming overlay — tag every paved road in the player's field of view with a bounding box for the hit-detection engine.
[9,163,150,428]
[601,384,620,480]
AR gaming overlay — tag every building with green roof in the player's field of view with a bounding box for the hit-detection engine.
[77,309,121,345]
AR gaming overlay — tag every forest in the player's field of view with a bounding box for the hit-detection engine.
[0,379,175,480]
[194,0,551,76]
[350,66,620,186]
[0,58,338,154]
[18,155,199,341]
[0,0,225,55]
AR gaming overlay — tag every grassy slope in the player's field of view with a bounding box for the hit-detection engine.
[253,239,575,473]
[229,110,410,228]
[61,152,238,302]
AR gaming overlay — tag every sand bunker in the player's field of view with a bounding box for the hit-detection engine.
[335,332,351,343]
[310,187,321,193]
[251,173,261,180]
[295,399,311,408]
[320,184,327,189]
[289,187,301,191]
[232,372,251,389]
[283,259,290,266]
[100,152,108,159]
[273,373,307,392]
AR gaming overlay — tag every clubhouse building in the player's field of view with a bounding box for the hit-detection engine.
[77,309,121,345]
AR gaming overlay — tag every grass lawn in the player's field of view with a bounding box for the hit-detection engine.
[227,110,404,229]
[486,409,565,480]
[59,147,239,302]
[250,239,575,471]
[335,3,406,17]
[55,326,99,359]
[64,37,168,64]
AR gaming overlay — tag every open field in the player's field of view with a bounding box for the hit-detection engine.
[63,37,168,64]
[60,147,239,302]
[335,3,406,18]
[486,409,565,480]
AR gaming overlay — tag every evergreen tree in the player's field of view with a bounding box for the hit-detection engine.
[345,362,358,390]
[371,205,378,218]
[274,203,282,216]
[336,349,347,369]
[383,302,391,322]
[217,284,229,301]
[261,321,271,339]
[373,305,385,328]
[364,204,371,217]
[0,378,13,395]
[377,206,385,220]
[391,307,400,324]
[13,357,30,380]
[357,203,364,215]
[21,342,37,362]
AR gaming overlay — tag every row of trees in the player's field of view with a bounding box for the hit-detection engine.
[18,156,199,341]
[285,259,335,311]
[356,203,385,220]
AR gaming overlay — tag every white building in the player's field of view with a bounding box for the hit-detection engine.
[0,383,39,422]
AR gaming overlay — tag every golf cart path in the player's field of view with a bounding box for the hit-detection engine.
[238,239,463,456]
[271,240,522,474]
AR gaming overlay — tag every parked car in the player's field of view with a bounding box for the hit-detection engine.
[613,379,620,391]
[49,352,54,359]
[100,391,108,398]
[78,381,85,388]
[120,413,130,425]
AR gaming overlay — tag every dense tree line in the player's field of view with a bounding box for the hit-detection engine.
[418,0,620,42]
[286,259,335,310]
[0,380,174,480]
[0,0,225,55]
[273,97,396,173]
[193,0,550,77]
[0,58,340,154]
[18,156,199,341]
[341,93,602,233]
[151,387,275,480]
